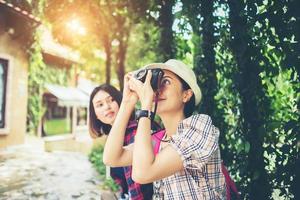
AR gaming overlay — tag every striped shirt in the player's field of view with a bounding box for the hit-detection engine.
[153,114,226,200]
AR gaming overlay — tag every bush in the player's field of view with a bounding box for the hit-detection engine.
[88,145,119,192]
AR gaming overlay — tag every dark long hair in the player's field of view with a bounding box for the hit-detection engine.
[89,84,122,138]
[176,75,196,118]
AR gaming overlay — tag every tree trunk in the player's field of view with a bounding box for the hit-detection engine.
[116,37,128,90]
[182,0,220,126]
[103,34,112,84]
[157,0,176,61]
[228,0,271,199]
[197,0,218,118]
[114,20,130,90]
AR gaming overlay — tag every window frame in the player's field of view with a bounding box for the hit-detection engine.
[0,54,12,135]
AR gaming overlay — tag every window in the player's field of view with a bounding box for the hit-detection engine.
[0,58,8,128]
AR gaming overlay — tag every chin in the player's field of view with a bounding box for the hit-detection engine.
[109,119,115,125]
[103,118,114,125]
[156,106,166,115]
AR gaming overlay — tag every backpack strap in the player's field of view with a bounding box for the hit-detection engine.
[221,162,240,200]
[131,128,165,155]
[152,130,165,155]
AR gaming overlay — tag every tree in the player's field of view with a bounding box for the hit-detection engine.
[89,0,153,89]
[181,0,219,119]
[227,0,271,198]
[155,0,176,61]
[252,1,300,198]
[44,0,106,83]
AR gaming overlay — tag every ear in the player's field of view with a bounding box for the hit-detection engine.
[182,89,193,103]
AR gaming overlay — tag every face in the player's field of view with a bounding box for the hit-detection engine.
[92,90,119,125]
[156,70,192,116]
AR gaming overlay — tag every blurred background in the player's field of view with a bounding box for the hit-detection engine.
[0,0,299,199]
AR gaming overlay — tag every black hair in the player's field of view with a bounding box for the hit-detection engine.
[89,84,122,138]
[176,75,196,118]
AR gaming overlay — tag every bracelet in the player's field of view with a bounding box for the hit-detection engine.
[135,109,154,121]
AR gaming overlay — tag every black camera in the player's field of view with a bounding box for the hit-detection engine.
[134,68,164,91]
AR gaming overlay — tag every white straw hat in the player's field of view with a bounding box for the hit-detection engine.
[143,59,202,106]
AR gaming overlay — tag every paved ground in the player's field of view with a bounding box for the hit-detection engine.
[0,135,116,200]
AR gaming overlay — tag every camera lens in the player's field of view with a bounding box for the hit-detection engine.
[135,69,147,81]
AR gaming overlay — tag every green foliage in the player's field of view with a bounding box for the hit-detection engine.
[26,0,71,135]
[102,178,120,192]
[27,27,70,134]
[27,30,47,134]
[89,145,106,176]
[175,0,300,199]
[212,1,300,199]
[88,145,120,192]
[262,69,299,199]
[126,22,161,70]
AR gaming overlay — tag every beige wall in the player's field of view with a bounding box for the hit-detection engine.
[0,33,28,148]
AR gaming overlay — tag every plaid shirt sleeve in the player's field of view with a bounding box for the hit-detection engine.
[170,114,219,169]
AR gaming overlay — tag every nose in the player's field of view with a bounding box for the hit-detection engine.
[152,93,157,100]
[154,90,163,101]
[103,101,111,110]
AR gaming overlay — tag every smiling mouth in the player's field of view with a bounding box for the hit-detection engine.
[105,112,114,117]
[153,98,165,102]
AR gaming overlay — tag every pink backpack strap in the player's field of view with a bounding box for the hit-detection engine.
[132,129,165,155]
[151,130,165,155]
[221,162,240,200]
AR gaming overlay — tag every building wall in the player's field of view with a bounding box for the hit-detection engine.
[0,33,28,148]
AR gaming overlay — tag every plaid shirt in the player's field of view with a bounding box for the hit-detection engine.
[123,121,160,200]
[153,114,226,200]
[110,167,128,196]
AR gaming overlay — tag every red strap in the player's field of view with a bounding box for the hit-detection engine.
[221,162,240,200]
[152,130,165,155]
[133,129,165,155]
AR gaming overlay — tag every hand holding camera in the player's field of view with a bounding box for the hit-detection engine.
[127,68,163,110]
[122,73,139,105]
[130,68,164,121]
[133,68,164,92]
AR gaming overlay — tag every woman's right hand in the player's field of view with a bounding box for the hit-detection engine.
[122,72,139,105]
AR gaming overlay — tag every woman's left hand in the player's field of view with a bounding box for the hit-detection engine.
[129,71,154,110]
[123,72,139,105]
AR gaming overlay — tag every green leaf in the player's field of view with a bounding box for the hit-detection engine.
[244,142,251,153]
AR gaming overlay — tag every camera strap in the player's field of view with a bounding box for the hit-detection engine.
[152,91,159,121]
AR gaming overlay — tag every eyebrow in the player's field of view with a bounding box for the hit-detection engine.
[162,75,173,79]
[94,95,112,104]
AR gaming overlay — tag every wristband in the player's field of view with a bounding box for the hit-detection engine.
[135,109,154,121]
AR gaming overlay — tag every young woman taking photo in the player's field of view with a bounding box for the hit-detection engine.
[104,59,226,199]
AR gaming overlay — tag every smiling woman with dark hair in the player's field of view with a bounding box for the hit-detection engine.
[89,84,123,138]
[88,83,156,199]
